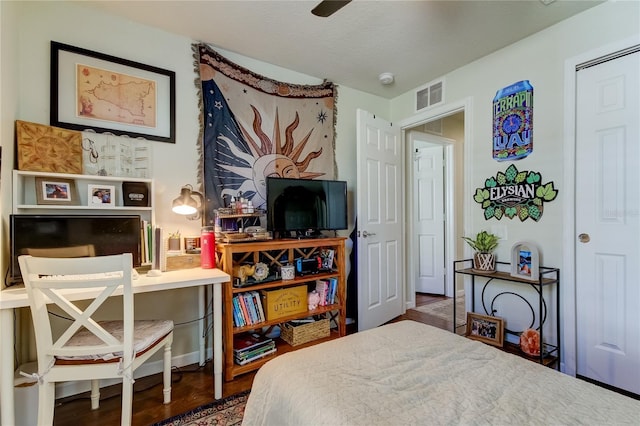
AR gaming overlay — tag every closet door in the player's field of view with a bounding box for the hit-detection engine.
[575,50,639,395]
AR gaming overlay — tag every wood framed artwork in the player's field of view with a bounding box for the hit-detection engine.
[16,120,83,173]
[466,312,504,347]
[50,41,176,143]
[88,184,116,207]
[35,177,78,205]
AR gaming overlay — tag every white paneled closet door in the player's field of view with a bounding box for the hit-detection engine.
[575,49,639,395]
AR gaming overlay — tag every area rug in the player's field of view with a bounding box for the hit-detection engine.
[153,391,249,426]
[412,297,466,327]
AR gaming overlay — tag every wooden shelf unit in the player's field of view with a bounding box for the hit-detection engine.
[216,237,347,380]
[13,170,153,217]
[453,259,560,368]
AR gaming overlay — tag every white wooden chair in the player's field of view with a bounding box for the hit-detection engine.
[18,253,173,426]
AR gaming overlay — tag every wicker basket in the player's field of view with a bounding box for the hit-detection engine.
[280,318,330,346]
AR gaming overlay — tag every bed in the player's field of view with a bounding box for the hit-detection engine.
[242,320,639,425]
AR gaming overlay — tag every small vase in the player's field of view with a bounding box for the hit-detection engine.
[168,238,181,252]
[473,252,496,272]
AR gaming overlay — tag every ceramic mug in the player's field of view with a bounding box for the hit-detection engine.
[281,264,295,280]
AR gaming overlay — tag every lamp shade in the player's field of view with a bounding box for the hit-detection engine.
[172,185,204,223]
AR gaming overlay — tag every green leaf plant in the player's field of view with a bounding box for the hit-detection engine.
[462,230,499,254]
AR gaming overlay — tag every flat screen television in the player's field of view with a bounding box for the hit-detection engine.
[8,214,142,286]
[266,177,347,237]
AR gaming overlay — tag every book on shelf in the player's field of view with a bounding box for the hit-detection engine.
[316,279,329,306]
[233,332,273,353]
[234,347,276,365]
[233,332,275,365]
[328,277,338,304]
[243,293,258,323]
[234,340,275,360]
[233,291,266,327]
[251,291,266,322]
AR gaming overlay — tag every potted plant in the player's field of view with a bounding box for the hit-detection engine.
[462,230,499,272]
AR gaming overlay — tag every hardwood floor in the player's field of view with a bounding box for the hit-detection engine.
[52,293,446,425]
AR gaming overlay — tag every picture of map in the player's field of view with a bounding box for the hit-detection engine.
[76,64,157,128]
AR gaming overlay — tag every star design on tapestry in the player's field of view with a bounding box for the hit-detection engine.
[317,110,328,124]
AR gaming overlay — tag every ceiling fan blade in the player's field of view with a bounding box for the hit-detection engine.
[311,0,351,17]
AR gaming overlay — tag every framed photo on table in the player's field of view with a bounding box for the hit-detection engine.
[50,41,176,143]
[466,312,504,347]
[88,184,116,207]
[35,177,78,205]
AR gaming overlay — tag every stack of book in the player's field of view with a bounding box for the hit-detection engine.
[233,332,276,365]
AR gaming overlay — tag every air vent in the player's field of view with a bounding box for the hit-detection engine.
[415,79,445,112]
[424,119,443,135]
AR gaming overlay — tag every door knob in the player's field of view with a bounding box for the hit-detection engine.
[362,230,376,237]
[578,233,590,243]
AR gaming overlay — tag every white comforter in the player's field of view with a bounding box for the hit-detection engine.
[242,320,639,425]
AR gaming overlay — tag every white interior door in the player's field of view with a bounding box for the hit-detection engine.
[413,142,445,294]
[575,50,639,395]
[356,109,404,331]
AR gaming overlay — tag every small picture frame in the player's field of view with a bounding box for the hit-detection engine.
[35,177,78,205]
[466,312,504,347]
[510,241,540,281]
[88,184,116,207]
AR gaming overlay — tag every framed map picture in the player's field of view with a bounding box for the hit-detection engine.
[50,41,176,143]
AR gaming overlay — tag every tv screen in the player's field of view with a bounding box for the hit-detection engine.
[9,214,142,285]
[266,177,347,236]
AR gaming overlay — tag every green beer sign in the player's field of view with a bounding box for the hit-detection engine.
[473,164,558,222]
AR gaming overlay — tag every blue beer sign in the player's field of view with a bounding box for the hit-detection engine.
[493,80,533,161]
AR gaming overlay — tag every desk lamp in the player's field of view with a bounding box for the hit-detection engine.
[172,184,215,269]
[172,184,205,225]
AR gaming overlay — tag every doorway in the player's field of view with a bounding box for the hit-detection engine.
[409,131,450,295]
[404,111,465,308]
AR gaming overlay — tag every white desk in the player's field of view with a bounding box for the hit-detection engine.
[0,267,230,426]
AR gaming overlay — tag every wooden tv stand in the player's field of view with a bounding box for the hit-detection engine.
[216,237,347,380]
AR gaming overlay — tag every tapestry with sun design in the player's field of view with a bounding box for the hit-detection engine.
[194,43,337,226]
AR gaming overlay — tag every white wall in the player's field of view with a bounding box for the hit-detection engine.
[0,0,388,370]
[391,0,639,365]
[392,1,639,265]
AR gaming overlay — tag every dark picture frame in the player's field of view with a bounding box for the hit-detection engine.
[35,177,78,205]
[466,312,504,347]
[50,41,176,143]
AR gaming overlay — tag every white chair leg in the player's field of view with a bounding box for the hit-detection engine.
[163,343,172,404]
[120,376,134,426]
[38,381,56,426]
[90,379,100,409]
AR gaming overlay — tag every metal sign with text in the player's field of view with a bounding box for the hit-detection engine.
[473,164,558,222]
[493,80,533,161]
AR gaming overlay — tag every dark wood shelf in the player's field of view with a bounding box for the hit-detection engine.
[454,259,560,369]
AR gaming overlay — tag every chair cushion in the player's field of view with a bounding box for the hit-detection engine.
[56,320,174,362]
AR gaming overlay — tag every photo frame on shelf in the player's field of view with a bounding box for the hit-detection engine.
[466,312,504,347]
[88,184,116,207]
[35,177,78,205]
[510,241,540,281]
[50,41,176,143]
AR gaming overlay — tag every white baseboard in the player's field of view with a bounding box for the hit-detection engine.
[55,350,206,399]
